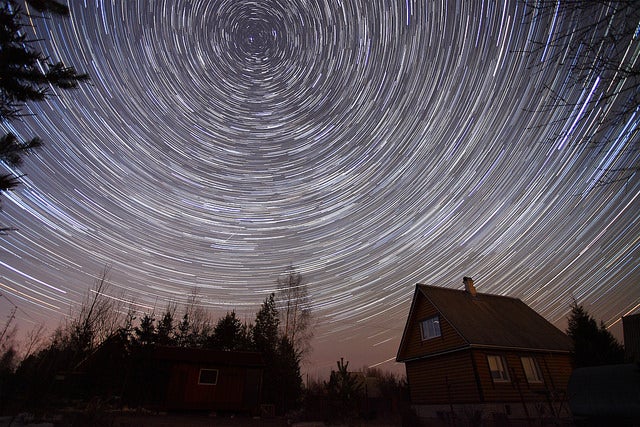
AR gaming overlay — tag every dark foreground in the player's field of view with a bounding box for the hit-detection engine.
[1,412,403,427]
[114,414,401,426]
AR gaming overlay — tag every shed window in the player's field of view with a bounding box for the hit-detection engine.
[198,368,218,385]
[521,356,543,384]
[487,355,510,382]
[420,316,441,340]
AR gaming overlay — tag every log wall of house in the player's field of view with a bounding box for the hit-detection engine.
[406,351,481,404]
[471,349,571,404]
[536,352,572,394]
[399,292,467,361]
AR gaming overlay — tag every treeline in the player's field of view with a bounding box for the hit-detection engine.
[0,269,308,416]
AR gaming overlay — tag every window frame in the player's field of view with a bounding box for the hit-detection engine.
[520,356,544,384]
[486,355,510,383]
[419,315,442,341]
[198,368,219,385]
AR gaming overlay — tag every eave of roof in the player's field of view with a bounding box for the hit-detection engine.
[398,342,570,363]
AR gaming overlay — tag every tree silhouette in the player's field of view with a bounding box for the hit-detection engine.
[566,300,624,367]
[526,1,639,186]
[0,0,88,230]
[156,306,176,346]
[24,0,69,15]
[251,293,304,413]
[273,336,303,413]
[326,357,364,421]
[208,310,250,351]
[133,313,156,347]
[277,266,313,359]
[253,293,279,354]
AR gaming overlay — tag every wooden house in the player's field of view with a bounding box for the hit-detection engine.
[148,346,264,413]
[396,278,573,423]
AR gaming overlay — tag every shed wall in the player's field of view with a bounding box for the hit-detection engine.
[165,364,261,411]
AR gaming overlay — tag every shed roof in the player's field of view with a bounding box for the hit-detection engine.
[397,284,571,361]
[152,346,265,367]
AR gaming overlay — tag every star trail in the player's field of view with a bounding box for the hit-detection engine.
[1,0,639,375]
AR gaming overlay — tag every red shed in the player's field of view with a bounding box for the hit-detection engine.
[151,346,264,413]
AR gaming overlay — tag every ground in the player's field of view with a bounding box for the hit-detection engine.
[1,412,404,427]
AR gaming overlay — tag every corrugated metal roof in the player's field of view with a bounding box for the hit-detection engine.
[418,284,571,352]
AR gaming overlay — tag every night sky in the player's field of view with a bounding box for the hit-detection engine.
[1,0,639,376]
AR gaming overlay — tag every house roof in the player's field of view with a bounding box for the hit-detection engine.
[398,284,571,359]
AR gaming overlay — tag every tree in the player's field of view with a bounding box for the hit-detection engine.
[325,358,364,422]
[67,268,123,354]
[7,270,128,410]
[23,0,69,15]
[0,303,19,413]
[566,300,624,367]
[175,312,193,347]
[133,313,156,347]
[252,293,304,413]
[175,289,213,348]
[525,1,639,186]
[155,305,176,346]
[276,266,313,358]
[208,310,250,351]
[253,293,279,354]
[272,336,303,413]
[0,0,88,230]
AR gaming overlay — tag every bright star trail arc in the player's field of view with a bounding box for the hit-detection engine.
[1,1,639,375]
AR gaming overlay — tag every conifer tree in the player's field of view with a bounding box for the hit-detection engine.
[273,336,303,412]
[133,313,156,347]
[253,293,279,354]
[156,308,176,346]
[567,301,624,367]
[0,0,88,229]
[209,310,250,351]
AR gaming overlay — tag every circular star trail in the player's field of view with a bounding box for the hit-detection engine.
[1,0,639,373]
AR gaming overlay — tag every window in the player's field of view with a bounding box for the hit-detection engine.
[198,368,218,385]
[521,356,543,384]
[420,316,441,340]
[487,355,510,382]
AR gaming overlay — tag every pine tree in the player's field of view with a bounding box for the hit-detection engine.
[133,313,156,347]
[24,0,69,15]
[567,301,624,367]
[325,357,364,422]
[273,336,303,412]
[209,310,250,351]
[253,293,279,354]
[176,313,192,347]
[0,0,88,229]
[156,308,175,346]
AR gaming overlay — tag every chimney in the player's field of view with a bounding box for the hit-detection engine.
[463,277,477,296]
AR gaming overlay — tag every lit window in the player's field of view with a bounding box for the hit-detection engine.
[487,355,510,382]
[420,316,441,340]
[198,368,218,385]
[521,357,543,384]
